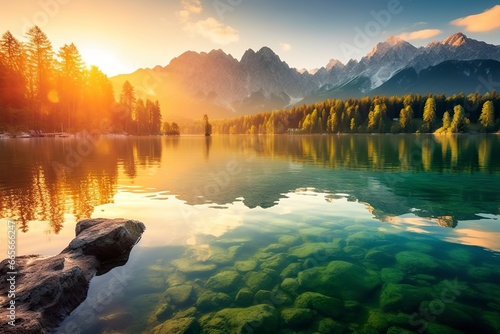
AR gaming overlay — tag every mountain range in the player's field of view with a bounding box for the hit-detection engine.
[110,33,500,120]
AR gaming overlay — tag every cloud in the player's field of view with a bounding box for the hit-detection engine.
[280,43,291,52]
[177,0,239,45]
[451,5,500,32]
[397,29,442,41]
[185,17,239,45]
[176,0,203,20]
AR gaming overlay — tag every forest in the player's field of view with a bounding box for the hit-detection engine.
[0,26,162,135]
[186,92,500,135]
[2,26,499,136]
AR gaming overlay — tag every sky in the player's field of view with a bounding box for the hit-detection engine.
[1,0,499,77]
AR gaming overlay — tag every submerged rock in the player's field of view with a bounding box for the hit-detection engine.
[206,270,241,292]
[395,251,439,274]
[0,218,145,334]
[165,284,194,305]
[294,292,344,318]
[148,317,200,334]
[206,304,279,333]
[196,291,231,311]
[297,260,380,300]
[280,308,314,327]
[379,283,432,312]
[244,270,276,292]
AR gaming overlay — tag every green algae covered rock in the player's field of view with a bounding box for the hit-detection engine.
[297,260,380,300]
[196,291,231,311]
[165,284,193,305]
[171,258,217,275]
[235,287,254,306]
[381,268,405,284]
[149,317,200,334]
[206,304,279,334]
[280,263,302,278]
[379,283,432,312]
[206,270,241,292]
[395,251,439,274]
[244,270,277,292]
[235,260,257,272]
[260,253,296,272]
[294,291,344,318]
[365,249,394,266]
[289,242,343,259]
[280,308,313,328]
[280,277,300,295]
[278,235,302,246]
[318,318,349,334]
[346,231,384,247]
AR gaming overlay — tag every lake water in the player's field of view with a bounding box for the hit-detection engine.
[1,134,499,333]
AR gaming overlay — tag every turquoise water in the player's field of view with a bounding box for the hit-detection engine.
[0,135,499,333]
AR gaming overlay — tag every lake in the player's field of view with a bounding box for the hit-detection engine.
[1,134,499,333]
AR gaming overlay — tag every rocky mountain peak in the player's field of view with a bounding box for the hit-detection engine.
[442,32,468,46]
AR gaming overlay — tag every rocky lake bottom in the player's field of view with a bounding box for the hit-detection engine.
[55,193,500,334]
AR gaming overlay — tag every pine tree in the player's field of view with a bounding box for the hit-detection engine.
[479,100,495,132]
[422,97,436,132]
[399,105,413,133]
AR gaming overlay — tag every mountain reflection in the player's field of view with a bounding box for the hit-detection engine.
[0,134,499,234]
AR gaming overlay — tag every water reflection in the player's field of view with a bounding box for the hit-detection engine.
[0,134,499,235]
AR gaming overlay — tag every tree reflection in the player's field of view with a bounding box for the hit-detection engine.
[0,137,162,233]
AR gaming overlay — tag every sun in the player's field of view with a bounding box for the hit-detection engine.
[79,46,128,77]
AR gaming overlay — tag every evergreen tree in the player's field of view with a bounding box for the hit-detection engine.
[422,97,436,132]
[451,105,469,133]
[119,80,135,133]
[479,100,495,132]
[26,26,54,127]
[399,105,413,133]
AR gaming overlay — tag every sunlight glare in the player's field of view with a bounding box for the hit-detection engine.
[80,46,127,77]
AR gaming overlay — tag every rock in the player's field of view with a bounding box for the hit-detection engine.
[0,218,145,334]
[318,318,349,334]
[263,243,289,253]
[294,292,344,318]
[297,260,380,300]
[289,242,342,259]
[235,287,254,306]
[298,227,332,242]
[148,317,200,334]
[395,251,439,274]
[280,263,302,278]
[280,278,300,295]
[366,308,389,332]
[206,304,279,333]
[196,291,231,311]
[346,231,384,247]
[381,268,405,284]
[280,308,313,328]
[165,284,194,305]
[364,250,394,266]
[244,271,276,292]
[379,283,432,312]
[154,303,175,321]
[278,235,302,246]
[234,260,257,272]
[343,245,366,260]
[166,272,187,287]
[63,218,146,261]
[99,312,135,331]
[259,253,296,272]
[254,290,272,304]
[206,270,241,292]
[170,258,217,275]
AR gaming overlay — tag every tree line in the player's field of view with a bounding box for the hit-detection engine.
[202,92,499,135]
[0,26,162,135]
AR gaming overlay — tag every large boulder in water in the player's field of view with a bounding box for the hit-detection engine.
[0,218,145,334]
[297,260,381,301]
